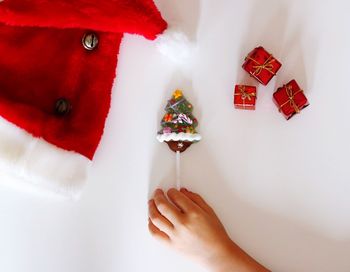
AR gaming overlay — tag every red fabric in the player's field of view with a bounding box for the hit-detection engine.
[0,0,167,160]
[0,0,167,39]
[243,46,282,86]
[273,80,309,120]
[234,85,257,110]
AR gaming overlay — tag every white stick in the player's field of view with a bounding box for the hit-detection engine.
[176,151,181,190]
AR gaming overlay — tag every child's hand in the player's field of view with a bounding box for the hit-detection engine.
[148,188,270,272]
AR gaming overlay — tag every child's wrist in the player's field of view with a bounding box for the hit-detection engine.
[204,239,239,272]
[207,239,269,272]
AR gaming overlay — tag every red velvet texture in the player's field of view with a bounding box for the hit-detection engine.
[0,0,167,40]
[0,0,167,160]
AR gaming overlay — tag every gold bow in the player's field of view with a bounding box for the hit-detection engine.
[246,55,276,76]
[235,86,256,100]
[279,84,303,113]
[235,86,256,109]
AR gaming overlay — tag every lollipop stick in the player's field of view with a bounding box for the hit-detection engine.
[176,151,181,190]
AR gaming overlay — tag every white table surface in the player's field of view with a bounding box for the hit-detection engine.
[1,0,350,271]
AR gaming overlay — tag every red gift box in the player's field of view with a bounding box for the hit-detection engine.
[234,85,257,110]
[243,46,282,86]
[273,80,309,120]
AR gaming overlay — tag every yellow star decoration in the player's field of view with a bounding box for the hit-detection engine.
[173,90,183,99]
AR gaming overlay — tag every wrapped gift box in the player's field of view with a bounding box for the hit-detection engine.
[243,46,282,85]
[273,79,309,120]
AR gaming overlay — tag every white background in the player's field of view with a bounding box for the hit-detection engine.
[1,0,350,271]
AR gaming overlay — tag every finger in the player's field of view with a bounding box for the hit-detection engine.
[153,189,182,225]
[148,199,174,233]
[148,218,170,242]
[167,188,199,214]
[180,188,215,215]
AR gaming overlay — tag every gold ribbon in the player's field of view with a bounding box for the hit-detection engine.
[235,86,256,109]
[246,55,276,76]
[278,84,303,113]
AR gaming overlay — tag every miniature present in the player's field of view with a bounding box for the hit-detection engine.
[243,46,282,85]
[273,80,309,120]
[234,85,257,110]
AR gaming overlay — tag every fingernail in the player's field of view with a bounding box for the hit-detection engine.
[155,188,163,194]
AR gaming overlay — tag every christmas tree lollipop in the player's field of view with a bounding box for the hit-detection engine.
[157,90,201,188]
[157,89,201,151]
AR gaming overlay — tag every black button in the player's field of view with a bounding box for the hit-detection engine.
[82,32,99,51]
[55,98,71,116]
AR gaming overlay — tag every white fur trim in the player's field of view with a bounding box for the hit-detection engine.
[0,116,90,199]
[156,28,195,65]
[157,132,201,143]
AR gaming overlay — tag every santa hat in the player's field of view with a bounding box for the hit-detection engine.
[0,0,188,199]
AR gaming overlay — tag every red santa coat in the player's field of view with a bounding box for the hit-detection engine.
[0,0,167,197]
